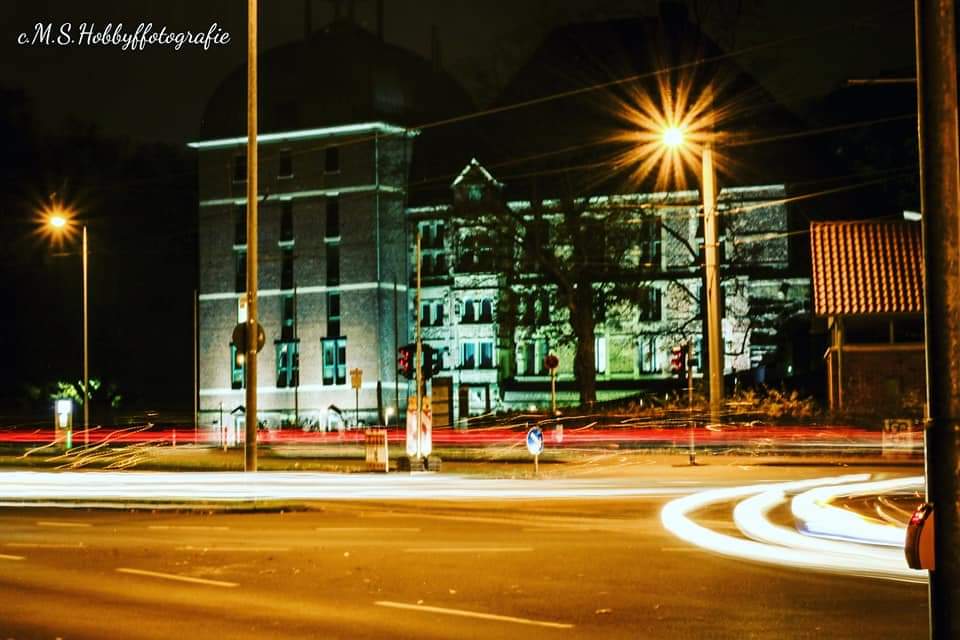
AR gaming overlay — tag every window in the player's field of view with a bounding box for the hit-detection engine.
[280,201,293,242]
[480,342,494,369]
[281,246,294,290]
[234,205,246,245]
[278,150,293,179]
[638,335,658,373]
[421,303,431,326]
[325,196,340,238]
[536,291,550,325]
[327,292,341,337]
[595,336,607,374]
[521,294,536,325]
[461,342,476,369]
[638,287,662,322]
[280,294,295,341]
[276,341,299,388]
[434,223,445,248]
[322,337,347,385]
[233,154,246,182]
[235,250,246,293]
[230,343,245,389]
[434,301,445,326]
[324,146,340,173]
[479,299,493,323]
[326,244,340,287]
[521,342,536,375]
[467,184,483,201]
[462,299,476,323]
[637,218,662,266]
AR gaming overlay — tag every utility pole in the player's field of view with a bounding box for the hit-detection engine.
[701,142,723,419]
[82,224,89,445]
[244,0,259,472]
[415,231,423,464]
[915,1,960,637]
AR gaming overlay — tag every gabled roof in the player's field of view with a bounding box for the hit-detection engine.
[810,221,923,316]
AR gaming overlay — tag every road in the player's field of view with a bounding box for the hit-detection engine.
[0,461,927,639]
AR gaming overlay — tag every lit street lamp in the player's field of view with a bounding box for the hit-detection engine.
[43,203,90,444]
[659,124,724,415]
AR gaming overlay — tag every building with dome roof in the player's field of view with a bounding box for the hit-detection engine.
[192,5,813,431]
[191,18,473,430]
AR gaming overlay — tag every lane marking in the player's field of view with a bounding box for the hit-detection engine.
[403,547,533,553]
[36,521,92,528]
[148,525,230,531]
[6,542,85,549]
[176,545,290,552]
[317,527,421,533]
[375,601,573,629]
[116,567,237,588]
[0,553,25,561]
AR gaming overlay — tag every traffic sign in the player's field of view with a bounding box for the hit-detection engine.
[232,322,266,353]
[526,426,544,456]
[544,353,560,371]
[350,368,363,391]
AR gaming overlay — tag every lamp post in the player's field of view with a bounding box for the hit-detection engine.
[46,211,90,444]
[661,126,724,416]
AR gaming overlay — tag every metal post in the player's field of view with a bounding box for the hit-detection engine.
[193,289,198,443]
[82,225,89,446]
[244,0,259,472]
[701,144,723,420]
[415,232,423,462]
[915,1,960,636]
[394,277,399,427]
[550,368,557,414]
[293,286,299,428]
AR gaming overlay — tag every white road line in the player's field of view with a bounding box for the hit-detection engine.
[36,521,92,528]
[403,547,533,553]
[0,553,25,561]
[317,527,421,533]
[148,525,230,531]
[375,601,573,629]
[116,567,237,588]
[6,542,85,549]
[176,546,290,552]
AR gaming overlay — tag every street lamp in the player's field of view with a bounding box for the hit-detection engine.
[657,124,724,417]
[42,202,90,444]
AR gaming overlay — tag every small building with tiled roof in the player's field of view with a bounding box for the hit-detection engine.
[810,221,925,417]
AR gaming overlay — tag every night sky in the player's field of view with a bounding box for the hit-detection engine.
[0,0,916,422]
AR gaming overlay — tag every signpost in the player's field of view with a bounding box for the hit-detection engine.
[526,425,544,474]
[544,354,561,443]
[350,368,363,426]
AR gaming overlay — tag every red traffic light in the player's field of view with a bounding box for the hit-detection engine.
[670,344,688,376]
[397,344,415,380]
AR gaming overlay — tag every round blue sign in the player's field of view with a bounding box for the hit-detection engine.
[526,426,544,456]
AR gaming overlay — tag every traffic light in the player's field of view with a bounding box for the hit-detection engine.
[670,344,688,380]
[423,344,442,379]
[398,344,415,380]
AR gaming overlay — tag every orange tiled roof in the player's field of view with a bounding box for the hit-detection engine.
[810,221,923,316]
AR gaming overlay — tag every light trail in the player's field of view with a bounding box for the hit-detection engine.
[660,474,927,583]
[791,476,923,547]
[0,471,691,505]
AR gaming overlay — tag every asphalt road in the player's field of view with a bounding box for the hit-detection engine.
[0,463,927,639]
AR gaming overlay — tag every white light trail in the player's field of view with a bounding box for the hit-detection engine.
[791,476,923,547]
[0,471,691,505]
[661,474,927,583]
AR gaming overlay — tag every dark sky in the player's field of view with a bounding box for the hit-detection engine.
[1,0,914,145]
[0,0,917,420]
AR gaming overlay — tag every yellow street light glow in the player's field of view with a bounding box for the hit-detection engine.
[49,215,68,229]
[662,125,685,148]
